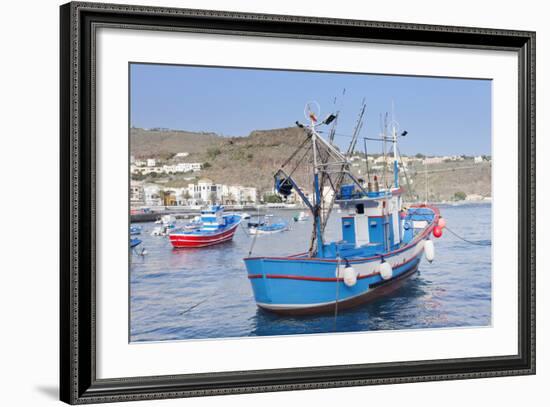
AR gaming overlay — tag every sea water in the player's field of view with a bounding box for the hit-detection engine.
[130,203,491,342]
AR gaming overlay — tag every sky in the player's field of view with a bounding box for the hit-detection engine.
[130,63,492,156]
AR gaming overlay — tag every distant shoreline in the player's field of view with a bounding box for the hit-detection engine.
[426,199,491,207]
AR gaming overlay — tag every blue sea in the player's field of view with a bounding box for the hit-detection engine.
[130,203,492,342]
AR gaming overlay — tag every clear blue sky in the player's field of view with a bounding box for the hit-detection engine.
[130,63,491,156]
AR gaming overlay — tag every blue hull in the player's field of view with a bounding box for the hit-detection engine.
[130,238,142,248]
[244,204,438,315]
[245,251,424,315]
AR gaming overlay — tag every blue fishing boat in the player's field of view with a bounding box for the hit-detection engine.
[130,238,142,248]
[248,215,288,235]
[130,225,142,235]
[244,103,443,315]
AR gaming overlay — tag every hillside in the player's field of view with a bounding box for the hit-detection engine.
[397,161,491,202]
[131,126,311,192]
[130,128,222,159]
[130,127,492,201]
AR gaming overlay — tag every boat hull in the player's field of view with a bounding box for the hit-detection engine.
[257,262,419,316]
[169,221,240,248]
[244,205,437,315]
[248,226,287,235]
[130,238,142,248]
[245,242,426,315]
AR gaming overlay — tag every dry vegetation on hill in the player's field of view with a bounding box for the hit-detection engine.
[131,127,313,193]
[130,127,491,201]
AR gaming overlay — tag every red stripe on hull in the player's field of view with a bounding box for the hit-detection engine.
[169,224,238,248]
[258,264,419,316]
[247,253,420,282]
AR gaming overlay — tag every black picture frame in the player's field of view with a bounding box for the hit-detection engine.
[60,1,536,404]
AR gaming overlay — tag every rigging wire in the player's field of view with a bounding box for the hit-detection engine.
[397,146,415,202]
[280,133,311,169]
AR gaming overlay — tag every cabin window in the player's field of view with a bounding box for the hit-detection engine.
[356,203,365,214]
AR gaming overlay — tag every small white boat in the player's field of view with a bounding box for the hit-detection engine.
[293,211,309,222]
[241,212,251,220]
[151,223,176,236]
[248,216,289,235]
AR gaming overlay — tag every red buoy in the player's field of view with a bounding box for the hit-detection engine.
[433,225,443,238]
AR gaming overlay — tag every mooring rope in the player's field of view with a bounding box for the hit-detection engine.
[333,255,341,331]
[443,225,491,246]
[411,213,491,247]
[247,226,260,256]
[180,299,208,315]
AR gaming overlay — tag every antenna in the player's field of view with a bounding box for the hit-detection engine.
[363,137,371,183]
[328,88,345,145]
[346,99,366,155]
[383,112,388,189]
[304,101,321,125]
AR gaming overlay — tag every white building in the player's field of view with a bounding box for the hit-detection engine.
[175,152,189,158]
[139,180,257,207]
[466,193,484,201]
[423,157,445,165]
[187,179,223,204]
[131,162,202,175]
[130,181,144,206]
[147,158,156,167]
[143,184,163,207]
[474,156,484,163]
[134,166,163,175]
[185,181,257,205]
[221,185,257,204]
[164,162,202,173]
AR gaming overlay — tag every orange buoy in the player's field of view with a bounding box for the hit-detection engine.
[433,225,443,238]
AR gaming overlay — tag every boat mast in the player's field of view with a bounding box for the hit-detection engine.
[276,102,366,258]
[308,105,325,258]
[392,105,399,189]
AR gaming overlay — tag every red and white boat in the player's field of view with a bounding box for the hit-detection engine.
[169,206,242,248]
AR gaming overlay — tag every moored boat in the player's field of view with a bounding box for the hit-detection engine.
[244,103,443,315]
[169,205,241,248]
[130,225,142,235]
[130,238,142,248]
[293,211,309,222]
[248,215,288,235]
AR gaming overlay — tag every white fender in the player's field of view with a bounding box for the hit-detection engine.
[424,239,435,263]
[343,266,357,287]
[379,261,393,280]
[336,265,358,287]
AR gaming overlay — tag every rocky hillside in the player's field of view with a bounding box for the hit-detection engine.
[398,161,491,202]
[130,127,491,201]
[131,126,312,193]
[130,128,221,159]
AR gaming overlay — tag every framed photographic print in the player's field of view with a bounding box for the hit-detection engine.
[60,1,535,404]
